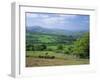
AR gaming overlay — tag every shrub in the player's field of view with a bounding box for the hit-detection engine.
[57,44,64,50]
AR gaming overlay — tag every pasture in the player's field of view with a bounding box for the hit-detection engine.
[26,51,89,67]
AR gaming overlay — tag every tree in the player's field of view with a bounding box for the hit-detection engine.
[57,44,64,50]
[64,46,73,55]
[40,44,47,51]
[33,44,47,51]
[72,33,89,58]
[26,44,33,51]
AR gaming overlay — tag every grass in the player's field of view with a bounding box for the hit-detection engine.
[26,51,76,59]
[26,51,89,67]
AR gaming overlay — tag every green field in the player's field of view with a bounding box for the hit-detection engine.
[26,32,89,67]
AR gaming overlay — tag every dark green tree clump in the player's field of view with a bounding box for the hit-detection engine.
[26,44,47,51]
[57,44,64,50]
[72,33,89,59]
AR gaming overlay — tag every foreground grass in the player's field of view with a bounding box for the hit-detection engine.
[26,51,89,67]
[26,57,89,67]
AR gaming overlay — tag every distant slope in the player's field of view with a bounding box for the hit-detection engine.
[26,26,89,45]
[26,26,89,36]
[26,32,76,44]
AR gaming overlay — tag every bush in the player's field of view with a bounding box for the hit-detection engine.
[47,48,53,51]
[64,51,70,54]
[64,46,73,55]
[57,44,64,50]
[33,44,47,51]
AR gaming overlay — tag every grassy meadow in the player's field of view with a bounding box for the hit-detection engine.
[26,51,89,67]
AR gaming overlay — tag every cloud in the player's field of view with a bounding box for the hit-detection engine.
[59,14,77,19]
[26,13,39,18]
[38,16,68,29]
[42,17,64,24]
[26,13,89,31]
[39,14,49,18]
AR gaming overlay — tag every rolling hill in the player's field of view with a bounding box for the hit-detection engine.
[26,26,89,44]
[26,26,88,36]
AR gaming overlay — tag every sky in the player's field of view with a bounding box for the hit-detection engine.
[26,12,89,31]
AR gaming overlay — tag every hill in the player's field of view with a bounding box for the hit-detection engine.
[26,26,88,36]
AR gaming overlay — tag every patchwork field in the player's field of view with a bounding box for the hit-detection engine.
[25,13,90,67]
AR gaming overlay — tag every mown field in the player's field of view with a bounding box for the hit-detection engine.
[26,51,89,67]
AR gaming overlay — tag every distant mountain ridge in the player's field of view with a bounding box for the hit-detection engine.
[26,26,89,36]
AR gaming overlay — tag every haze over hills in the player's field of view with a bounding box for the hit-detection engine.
[26,26,89,36]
